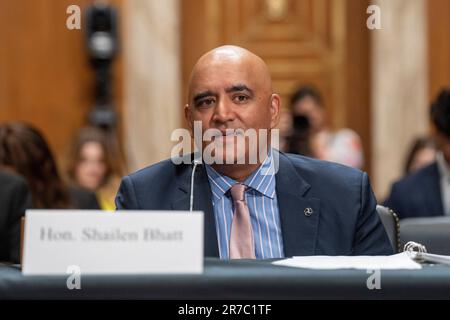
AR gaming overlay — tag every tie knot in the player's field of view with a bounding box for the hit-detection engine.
[230,183,246,202]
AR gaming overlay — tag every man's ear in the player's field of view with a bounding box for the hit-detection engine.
[270,94,281,129]
[185,104,193,133]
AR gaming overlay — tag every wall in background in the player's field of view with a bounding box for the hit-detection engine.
[428,0,450,102]
[371,0,429,199]
[122,0,181,171]
[181,0,372,173]
[371,0,450,199]
[0,0,124,167]
[1,0,448,198]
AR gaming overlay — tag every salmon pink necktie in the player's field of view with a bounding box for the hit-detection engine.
[229,183,256,259]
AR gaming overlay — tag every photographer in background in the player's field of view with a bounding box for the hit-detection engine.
[286,114,313,157]
[288,86,364,169]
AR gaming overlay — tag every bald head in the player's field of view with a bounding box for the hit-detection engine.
[188,45,273,101]
[184,45,281,178]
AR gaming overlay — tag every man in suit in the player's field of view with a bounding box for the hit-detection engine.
[0,170,30,263]
[116,45,392,258]
[385,89,450,219]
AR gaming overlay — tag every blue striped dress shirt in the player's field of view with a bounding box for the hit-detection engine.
[205,152,285,259]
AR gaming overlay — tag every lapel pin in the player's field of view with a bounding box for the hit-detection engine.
[304,207,313,217]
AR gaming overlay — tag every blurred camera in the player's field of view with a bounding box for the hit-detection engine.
[85,2,118,61]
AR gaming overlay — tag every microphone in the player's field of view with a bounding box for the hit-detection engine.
[190,158,202,212]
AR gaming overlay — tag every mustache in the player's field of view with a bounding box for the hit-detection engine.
[209,128,245,137]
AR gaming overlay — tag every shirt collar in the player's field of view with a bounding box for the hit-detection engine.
[205,150,277,203]
[437,152,450,181]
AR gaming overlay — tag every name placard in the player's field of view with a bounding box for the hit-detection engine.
[22,210,204,275]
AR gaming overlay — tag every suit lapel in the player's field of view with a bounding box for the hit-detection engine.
[170,152,321,258]
[275,152,321,256]
[171,164,219,257]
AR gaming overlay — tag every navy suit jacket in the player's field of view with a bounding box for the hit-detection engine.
[116,151,393,257]
[384,162,443,219]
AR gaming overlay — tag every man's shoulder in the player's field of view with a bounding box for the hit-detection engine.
[391,162,438,192]
[282,152,363,182]
[125,152,364,187]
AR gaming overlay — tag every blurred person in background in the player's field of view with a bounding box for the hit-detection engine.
[0,169,30,263]
[286,114,313,157]
[288,85,364,169]
[66,127,124,210]
[385,89,450,219]
[0,122,100,210]
[404,136,437,175]
[277,109,294,152]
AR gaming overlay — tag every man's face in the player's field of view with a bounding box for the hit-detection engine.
[186,55,279,165]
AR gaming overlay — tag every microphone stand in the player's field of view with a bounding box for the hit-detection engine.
[189,159,202,212]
